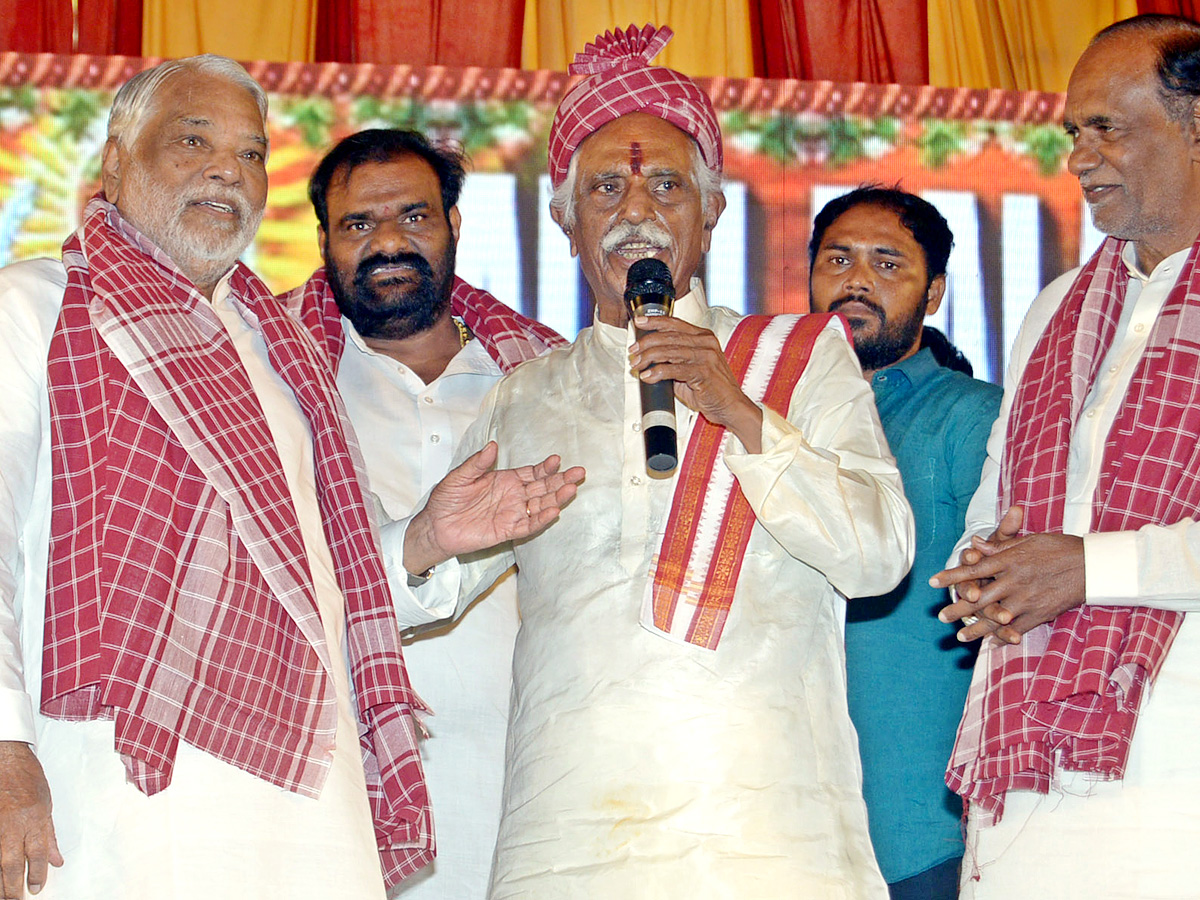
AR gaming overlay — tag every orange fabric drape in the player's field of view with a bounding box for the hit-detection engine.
[522,0,755,77]
[0,0,72,53]
[142,0,318,62]
[928,0,1137,91]
[322,0,524,66]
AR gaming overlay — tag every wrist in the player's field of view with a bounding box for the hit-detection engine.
[402,510,448,577]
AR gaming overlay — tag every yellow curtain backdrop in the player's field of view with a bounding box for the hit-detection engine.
[143,0,317,62]
[521,0,755,77]
[928,0,1137,91]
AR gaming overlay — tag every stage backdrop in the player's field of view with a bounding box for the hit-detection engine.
[0,53,1095,383]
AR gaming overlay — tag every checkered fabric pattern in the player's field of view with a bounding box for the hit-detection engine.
[547,23,723,189]
[645,313,842,649]
[947,235,1200,826]
[46,198,433,885]
[286,268,566,374]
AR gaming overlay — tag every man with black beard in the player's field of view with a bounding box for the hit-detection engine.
[809,186,1001,900]
[288,128,565,900]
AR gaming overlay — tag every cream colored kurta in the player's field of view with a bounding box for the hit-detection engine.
[414,286,912,899]
[957,244,1200,900]
[0,258,386,899]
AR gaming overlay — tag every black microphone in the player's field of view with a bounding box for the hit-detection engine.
[624,258,677,473]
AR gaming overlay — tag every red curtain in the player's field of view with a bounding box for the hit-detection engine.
[0,0,72,53]
[77,0,143,56]
[752,0,928,84]
[1137,1,1200,16]
[750,0,813,79]
[0,0,140,55]
[317,0,523,66]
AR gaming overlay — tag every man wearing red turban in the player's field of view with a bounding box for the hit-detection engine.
[400,24,911,898]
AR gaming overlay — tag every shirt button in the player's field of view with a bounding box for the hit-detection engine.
[632,422,642,433]
[630,476,643,487]
[1086,409,1097,418]
[1134,323,1146,333]
[1108,365,1118,374]
[430,433,440,444]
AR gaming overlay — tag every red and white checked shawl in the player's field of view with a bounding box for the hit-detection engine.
[285,267,567,373]
[947,235,1200,826]
[547,23,723,189]
[645,313,841,649]
[45,198,432,885]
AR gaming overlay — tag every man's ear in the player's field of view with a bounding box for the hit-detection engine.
[449,205,462,247]
[1190,99,1200,161]
[100,138,123,206]
[549,203,579,258]
[317,224,328,264]
[925,273,947,317]
[700,191,727,253]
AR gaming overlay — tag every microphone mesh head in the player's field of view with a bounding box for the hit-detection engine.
[625,258,673,299]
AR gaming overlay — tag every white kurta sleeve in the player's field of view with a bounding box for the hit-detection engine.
[0,261,65,744]
[723,323,913,599]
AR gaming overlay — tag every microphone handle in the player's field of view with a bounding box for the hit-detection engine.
[634,324,677,473]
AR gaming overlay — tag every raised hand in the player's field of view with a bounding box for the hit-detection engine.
[404,441,585,575]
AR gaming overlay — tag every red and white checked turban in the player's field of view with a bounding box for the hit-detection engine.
[547,24,723,189]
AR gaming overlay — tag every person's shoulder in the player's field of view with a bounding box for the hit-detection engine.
[903,361,1001,425]
[0,258,67,338]
[0,257,67,294]
[939,369,1002,419]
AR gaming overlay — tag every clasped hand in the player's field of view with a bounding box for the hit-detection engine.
[931,505,1086,645]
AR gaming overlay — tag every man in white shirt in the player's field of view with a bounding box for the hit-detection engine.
[0,59,577,900]
[289,127,565,899]
[934,14,1200,898]
[398,24,913,899]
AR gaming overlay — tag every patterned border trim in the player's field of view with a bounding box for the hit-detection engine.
[0,52,1066,123]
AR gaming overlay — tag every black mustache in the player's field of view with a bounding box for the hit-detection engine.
[828,295,885,318]
[354,251,434,284]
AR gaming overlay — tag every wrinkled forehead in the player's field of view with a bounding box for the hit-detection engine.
[573,113,698,175]
[143,72,267,141]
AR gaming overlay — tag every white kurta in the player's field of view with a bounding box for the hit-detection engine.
[396,286,913,899]
[336,320,516,900]
[959,244,1200,899]
[0,258,386,899]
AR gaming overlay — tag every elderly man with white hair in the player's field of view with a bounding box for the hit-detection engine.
[0,54,577,900]
[399,24,913,899]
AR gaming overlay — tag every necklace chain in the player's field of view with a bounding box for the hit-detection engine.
[453,317,470,349]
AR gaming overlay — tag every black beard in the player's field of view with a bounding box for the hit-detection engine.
[327,245,455,341]
[828,294,925,372]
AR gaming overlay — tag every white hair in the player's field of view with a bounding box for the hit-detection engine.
[550,136,722,232]
[107,54,268,149]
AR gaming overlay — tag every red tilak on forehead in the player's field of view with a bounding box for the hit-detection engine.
[630,142,642,175]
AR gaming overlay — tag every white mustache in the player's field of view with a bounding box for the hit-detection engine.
[600,220,671,254]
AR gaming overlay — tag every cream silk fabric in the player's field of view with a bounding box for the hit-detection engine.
[422,284,911,898]
[957,246,1200,898]
[0,258,385,899]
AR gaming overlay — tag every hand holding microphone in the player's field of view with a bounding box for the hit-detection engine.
[624,258,678,473]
